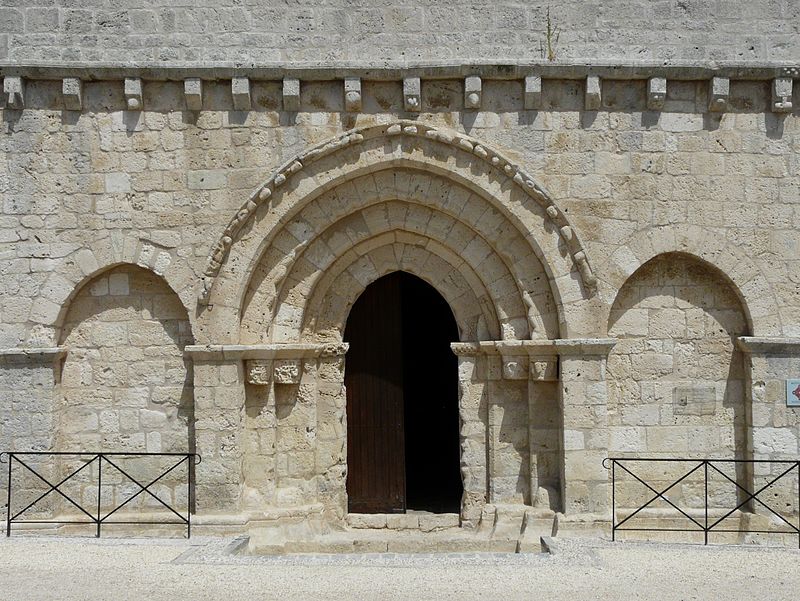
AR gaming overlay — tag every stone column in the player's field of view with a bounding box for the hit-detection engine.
[315,343,349,521]
[188,351,246,516]
[527,354,559,508]
[554,339,616,516]
[451,346,488,526]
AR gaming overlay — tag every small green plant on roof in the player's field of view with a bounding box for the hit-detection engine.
[539,7,560,62]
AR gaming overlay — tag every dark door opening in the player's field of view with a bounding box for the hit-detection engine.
[344,271,462,514]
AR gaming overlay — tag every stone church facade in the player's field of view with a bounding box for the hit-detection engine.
[0,1,798,547]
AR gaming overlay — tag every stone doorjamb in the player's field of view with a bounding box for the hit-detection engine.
[451,338,615,519]
[185,342,349,520]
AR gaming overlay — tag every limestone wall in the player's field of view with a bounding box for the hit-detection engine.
[1,1,798,65]
[0,69,798,526]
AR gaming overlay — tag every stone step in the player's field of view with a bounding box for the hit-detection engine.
[247,528,539,555]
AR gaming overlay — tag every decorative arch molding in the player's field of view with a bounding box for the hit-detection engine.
[29,234,197,346]
[200,120,598,307]
[238,188,560,343]
[302,237,500,343]
[605,225,782,337]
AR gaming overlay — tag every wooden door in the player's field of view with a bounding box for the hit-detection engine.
[344,273,406,513]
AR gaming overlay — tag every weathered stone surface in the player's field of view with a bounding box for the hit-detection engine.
[1,8,799,544]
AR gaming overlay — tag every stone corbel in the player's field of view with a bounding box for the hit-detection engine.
[772,78,793,113]
[585,75,601,110]
[708,76,729,112]
[524,75,542,110]
[403,77,421,112]
[647,77,666,110]
[283,77,301,111]
[184,78,203,111]
[464,76,482,109]
[62,78,83,111]
[232,77,251,111]
[246,359,272,385]
[3,76,25,109]
[344,77,362,112]
[124,77,143,111]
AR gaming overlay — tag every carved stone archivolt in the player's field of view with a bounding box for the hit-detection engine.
[199,121,598,305]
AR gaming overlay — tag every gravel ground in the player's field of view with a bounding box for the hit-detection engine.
[0,535,799,601]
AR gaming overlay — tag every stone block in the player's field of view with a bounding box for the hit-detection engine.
[346,513,386,528]
[708,76,729,112]
[231,77,251,111]
[418,513,460,532]
[772,78,793,112]
[585,75,601,110]
[184,78,203,111]
[105,172,131,193]
[62,77,82,111]
[283,77,300,111]
[386,513,419,530]
[3,76,24,109]
[403,77,421,112]
[108,273,129,296]
[524,75,542,110]
[124,77,143,111]
[647,77,667,110]
[464,75,482,109]
[187,170,226,190]
[343,76,361,112]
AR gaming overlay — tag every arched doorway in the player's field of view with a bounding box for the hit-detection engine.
[344,272,462,514]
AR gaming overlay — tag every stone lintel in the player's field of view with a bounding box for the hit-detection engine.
[185,343,349,361]
[553,338,616,356]
[736,336,800,355]
[452,339,615,357]
[0,346,66,365]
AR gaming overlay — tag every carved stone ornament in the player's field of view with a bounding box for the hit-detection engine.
[320,342,349,357]
[273,359,302,384]
[530,358,558,381]
[247,360,272,385]
[199,121,599,304]
[503,357,528,380]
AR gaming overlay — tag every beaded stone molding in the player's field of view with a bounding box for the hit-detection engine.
[199,120,598,304]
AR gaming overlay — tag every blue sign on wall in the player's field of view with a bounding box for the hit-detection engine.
[787,380,800,407]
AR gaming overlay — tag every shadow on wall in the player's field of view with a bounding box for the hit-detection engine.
[607,252,751,510]
[57,264,195,456]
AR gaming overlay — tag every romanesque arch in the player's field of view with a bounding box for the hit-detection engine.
[29,235,197,348]
[199,121,601,344]
[604,225,781,337]
[606,252,751,514]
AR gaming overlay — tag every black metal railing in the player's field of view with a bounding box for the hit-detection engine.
[1,451,201,538]
[604,458,800,548]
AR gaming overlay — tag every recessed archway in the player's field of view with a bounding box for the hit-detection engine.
[344,271,462,514]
